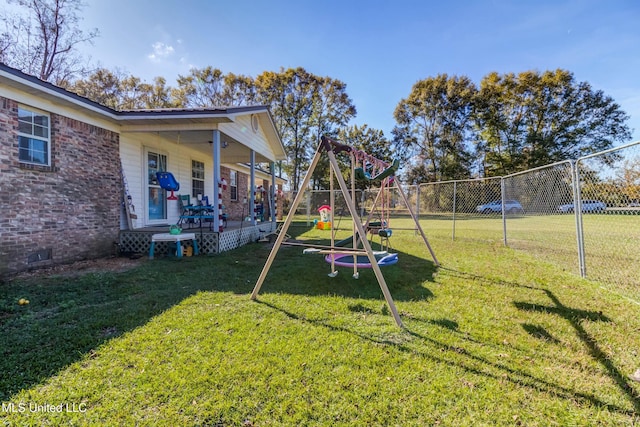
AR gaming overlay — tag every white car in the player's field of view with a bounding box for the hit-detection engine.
[557,200,606,213]
[476,200,524,214]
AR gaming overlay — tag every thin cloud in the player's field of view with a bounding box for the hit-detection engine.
[148,42,175,61]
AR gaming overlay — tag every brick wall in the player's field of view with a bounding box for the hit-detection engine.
[220,166,249,221]
[0,97,121,278]
[217,170,283,222]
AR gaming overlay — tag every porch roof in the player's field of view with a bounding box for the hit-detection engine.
[117,106,287,164]
[0,63,287,164]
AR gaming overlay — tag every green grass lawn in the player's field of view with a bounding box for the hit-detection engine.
[418,212,640,300]
[1,222,640,426]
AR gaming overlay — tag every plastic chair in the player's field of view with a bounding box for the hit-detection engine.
[178,194,197,228]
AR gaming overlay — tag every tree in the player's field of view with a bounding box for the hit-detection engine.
[307,77,356,190]
[171,67,256,108]
[403,163,432,185]
[67,67,122,109]
[136,76,173,109]
[475,69,632,176]
[255,68,315,193]
[171,67,225,108]
[48,60,363,192]
[0,0,98,84]
[338,124,393,163]
[336,124,394,186]
[255,67,356,192]
[220,72,257,106]
[68,68,174,109]
[616,158,640,203]
[393,74,477,183]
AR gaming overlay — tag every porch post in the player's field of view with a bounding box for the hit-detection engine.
[270,161,276,226]
[212,129,221,232]
[250,150,256,225]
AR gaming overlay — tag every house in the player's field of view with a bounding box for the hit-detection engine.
[0,63,287,278]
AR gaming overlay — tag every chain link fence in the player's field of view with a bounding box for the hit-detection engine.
[283,141,640,292]
[502,161,578,274]
[575,142,640,292]
[285,189,371,223]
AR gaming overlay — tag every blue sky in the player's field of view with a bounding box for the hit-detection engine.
[79,0,640,143]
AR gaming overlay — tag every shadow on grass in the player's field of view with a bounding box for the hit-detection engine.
[257,297,638,418]
[438,267,640,413]
[515,289,640,413]
[255,248,436,301]
[521,323,561,344]
[0,251,256,400]
[2,234,636,417]
[0,234,435,401]
[251,226,437,302]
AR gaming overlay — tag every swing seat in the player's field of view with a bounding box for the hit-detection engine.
[354,168,371,180]
[378,229,393,238]
[156,172,180,200]
[371,159,399,182]
[325,252,398,268]
[354,159,399,182]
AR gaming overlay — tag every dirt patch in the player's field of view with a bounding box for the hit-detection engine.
[12,256,146,281]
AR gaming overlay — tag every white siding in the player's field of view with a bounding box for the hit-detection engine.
[0,85,118,132]
[120,133,213,228]
[219,114,275,161]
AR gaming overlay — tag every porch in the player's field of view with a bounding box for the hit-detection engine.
[118,106,287,238]
[118,221,277,257]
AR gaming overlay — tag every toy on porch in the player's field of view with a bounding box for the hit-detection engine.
[316,205,332,230]
[156,172,180,200]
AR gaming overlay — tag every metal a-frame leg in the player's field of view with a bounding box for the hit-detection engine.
[250,143,404,328]
[325,150,403,328]
[251,144,325,300]
[395,181,439,266]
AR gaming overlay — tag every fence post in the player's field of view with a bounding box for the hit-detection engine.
[501,178,507,246]
[572,160,587,277]
[305,190,311,226]
[416,184,421,235]
[452,181,457,241]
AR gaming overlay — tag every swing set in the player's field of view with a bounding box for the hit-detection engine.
[250,135,438,328]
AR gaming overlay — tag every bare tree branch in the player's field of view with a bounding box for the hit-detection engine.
[1,0,98,83]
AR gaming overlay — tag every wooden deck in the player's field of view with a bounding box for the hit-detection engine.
[119,221,277,256]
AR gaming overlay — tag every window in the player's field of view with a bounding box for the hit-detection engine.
[192,160,205,198]
[230,170,238,201]
[18,106,50,166]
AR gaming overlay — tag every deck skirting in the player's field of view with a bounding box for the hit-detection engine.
[119,222,276,256]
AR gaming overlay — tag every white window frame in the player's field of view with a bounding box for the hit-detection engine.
[230,170,238,201]
[191,159,205,198]
[145,148,169,225]
[18,105,51,166]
